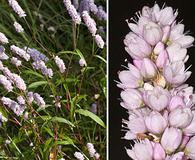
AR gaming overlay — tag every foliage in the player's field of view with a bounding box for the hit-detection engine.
[0,0,106,159]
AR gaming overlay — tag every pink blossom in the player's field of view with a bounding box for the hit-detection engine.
[8,0,26,17]
[184,111,195,136]
[143,22,163,46]
[54,56,66,73]
[140,58,157,79]
[145,111,167,134]
[169,108,193,128]
[118,63,143,89]
[0,32,9,44]
[185,136,195,159]
[126,139,153,160]
[161,127,182,153]
[167,43,187,63]
[153,143,166,160]
[82,11,97,36]
[163,61,191,86]
[124,32,151,59]
[95,34,104,48]
[144,86,170,111]
[168,95,185,111]
[120,89,143,110]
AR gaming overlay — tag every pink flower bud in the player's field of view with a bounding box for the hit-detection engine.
[140,58,157,79]
[163,61,191,86]
[156,49,168,68]
[126,22,140,35]
[165,152,185,160]
[126,139,153,160]
[161,127,182,153]
[180,136,190,149]
[152,4,160,21]
[184,111,195,136]
[174,35,194,48]
[126,16,150,36]
[124,32,152,59]
[145,111,167,134]
[170,24,184,40]
[162,26,171,42]
[154,42,165,55]
[133,59,142,70]
[157,7,177,26]
[185,136,195,159]
[118,64,143,89]
[0,32,9,44]
[168,95,185,111]
[144,86,170,111]
[120,89,143,110]
[153,143,166,160]
[167,43,187,63]
[142,6,152,18]
[169,108,193,128]
[127,116,147,135]
[143,22,163,46]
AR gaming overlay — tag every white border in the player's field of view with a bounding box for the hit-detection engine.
[106,0,109,159]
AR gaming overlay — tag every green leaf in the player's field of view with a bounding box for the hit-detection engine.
[57,139,74,145]
[41,126,54,138]
[28,81,48,89]
[51,117,75,127]
[58,135,75,146]
[58,49,86,64]
[43,138,53,152]
[75,49,85,59]
[58,51,78,56]
[94,55,107,63]
[24,70,44,79]
[75,109,106,128]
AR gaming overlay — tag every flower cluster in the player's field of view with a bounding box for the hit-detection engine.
[27,92,45,108]
[13,21,24,33]
[25,47,49,62]
[10,45,30,61]
[0,32,9,44]
[74,152,85,160]
[87,143,100,159]
[0,74,13,92]
[0,64,26,91]
[24,47,53,78]
[0,46,9,60]
[0,112,8,123]
[11,57,22,67]
[118,3,195,160]
[54,56,66,73]
[74,143,100,160]
[63,0,105,49]
[1,97,25,116]
[82,11,97,36]
[82,11,105,48]
[63,0,81,24]
[79,0,107,21]
[32,60,53,78]
[8,0,26,18]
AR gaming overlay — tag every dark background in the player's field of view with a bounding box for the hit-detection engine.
[109,0,195,159]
